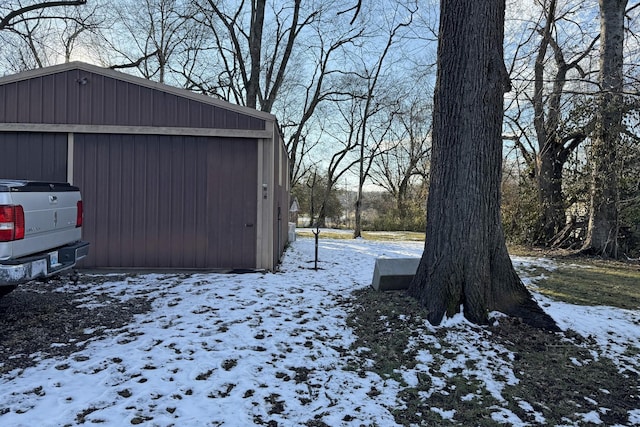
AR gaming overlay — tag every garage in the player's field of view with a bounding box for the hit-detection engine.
[0,62,289,270]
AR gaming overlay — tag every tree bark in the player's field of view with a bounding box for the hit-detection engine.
[529,0,595,245]
[537,142,566,243]
[408,0,557,330]
[582,0,627,257]
[246,0,265,109]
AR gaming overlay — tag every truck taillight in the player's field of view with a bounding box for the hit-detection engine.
[76,200,83,227]
[0,205,25,241]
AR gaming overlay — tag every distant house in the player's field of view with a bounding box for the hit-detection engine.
[0,62,289,270]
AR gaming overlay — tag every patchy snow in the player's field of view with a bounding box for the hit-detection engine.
[431,406,456,419]
[0,237,638,426]
[542,297,640,374]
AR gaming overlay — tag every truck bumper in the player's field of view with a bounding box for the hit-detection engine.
[0,241,90,287]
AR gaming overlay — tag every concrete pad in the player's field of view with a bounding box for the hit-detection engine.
[371,258,421,291]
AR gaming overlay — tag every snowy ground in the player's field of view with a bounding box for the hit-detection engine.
[0,236,638,426]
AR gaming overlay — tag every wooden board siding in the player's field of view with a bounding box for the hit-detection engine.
[0,132,67,181]
[74,133,258,269]
[0,63,288,270]
[0,69,266,131]
[273,140,290,268]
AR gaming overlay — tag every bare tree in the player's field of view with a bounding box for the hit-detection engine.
[101,0,197,84]
[59,2,106,63]
[370,90,432,222]
[193,0,318,112]
[582,0,636,257]
[352,1,416,238]
[529,0,599,244]
[0,0,85,31]
[281,22,366,187]
[193,0,370,188]
[0,0,89,70]
[313,74,390,228]
[2,10,49,69]
[504,0,640,250]
[409,0,557,330]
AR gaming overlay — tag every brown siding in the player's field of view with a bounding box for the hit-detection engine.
[0,69,266,131]
[0,64,288,270]
[272,138,290,267]
[206,138,259,268]
[74,133,258,269]
[0,132,67,181]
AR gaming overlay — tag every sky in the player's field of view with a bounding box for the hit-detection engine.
[0,235,638,426]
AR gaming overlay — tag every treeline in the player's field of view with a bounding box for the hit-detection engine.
[2,1,640,258]
[292,151,640,257]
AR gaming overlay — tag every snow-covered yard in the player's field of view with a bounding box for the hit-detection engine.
[0,236,638,426]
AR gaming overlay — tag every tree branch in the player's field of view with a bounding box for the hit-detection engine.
[109,49,160,70]
[0,0,86,30]
[337,0,361,25]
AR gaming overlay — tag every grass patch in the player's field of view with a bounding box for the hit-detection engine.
[526,260,640,310]
[298,229,639,309]
[345,288,639,426]
[296,229,425,241]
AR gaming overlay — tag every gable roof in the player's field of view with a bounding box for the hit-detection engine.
[0,62,275,138]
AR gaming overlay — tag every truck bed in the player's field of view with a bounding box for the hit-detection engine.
[0,180,82,260]
[0,180,89,288]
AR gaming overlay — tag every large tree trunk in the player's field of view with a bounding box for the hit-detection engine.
[408,0,557,330]
[582,0,627,257]
[529,0,589,245]
[246,0,265,110]
[537,142,566,243]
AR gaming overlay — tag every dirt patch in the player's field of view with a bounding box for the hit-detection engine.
[0,274,152,377]
[345,287,639,426]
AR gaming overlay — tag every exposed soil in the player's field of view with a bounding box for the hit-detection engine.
[1,270,638,426]
[0,274,152,378]
[346,287,639,426]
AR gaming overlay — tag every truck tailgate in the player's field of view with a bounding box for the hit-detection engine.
[0,187,82,260]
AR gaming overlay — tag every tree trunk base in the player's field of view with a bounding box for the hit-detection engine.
[498,296,560,332]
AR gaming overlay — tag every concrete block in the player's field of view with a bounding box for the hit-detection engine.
[371,258,421,291]
[288,222,296,242]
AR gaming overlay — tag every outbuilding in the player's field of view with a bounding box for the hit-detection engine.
[0,62,289,271]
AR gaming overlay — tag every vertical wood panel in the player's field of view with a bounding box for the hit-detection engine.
[90,74,104,124]
[109,135,124,266]
[102,77,117,125]
[188,100,201,128]
[93,136,111,266]
[28,78,43,123]
[140,86,153,126]
[54,73,68,124]
[128,84,141,126]
[119,134,135,265]
[132,137,148,266]
[6,83,18,122]
[68,70,81,124]
[0,86,5,120]
[206,138,257,269]
[177,97,189,127]
[152,91,165,127]
[114,82,128,125]
[213,107,226,128]
[0,67,266,130]
[202,104,214,128]
[75,133,258,269]
[166,93,178,127]
[42,75,56,123]
[0,132,67,181]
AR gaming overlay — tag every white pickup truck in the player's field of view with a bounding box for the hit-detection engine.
[0,180,90,296]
